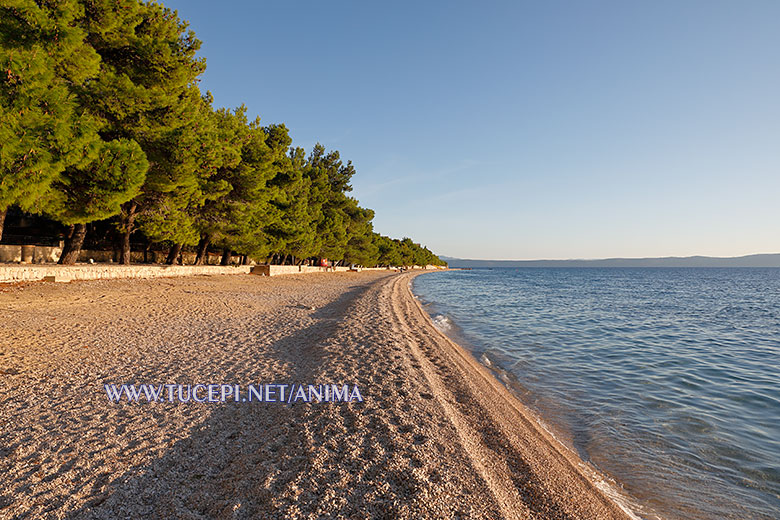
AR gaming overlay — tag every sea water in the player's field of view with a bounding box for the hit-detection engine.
[412,268,780,520]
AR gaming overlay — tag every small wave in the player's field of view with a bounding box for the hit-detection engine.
[431,314,453,332]
[592,475,647,520]
[479,351,650,520]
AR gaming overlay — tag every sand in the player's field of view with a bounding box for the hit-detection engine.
[0,271,632,519]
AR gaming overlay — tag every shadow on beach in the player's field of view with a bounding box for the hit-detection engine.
[60,282,422,520]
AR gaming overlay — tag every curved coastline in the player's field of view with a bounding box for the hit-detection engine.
[409,271,651,519]
[399,271,637,519]
[2,270,635,518]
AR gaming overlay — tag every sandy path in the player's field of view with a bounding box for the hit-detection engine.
[0,271,630,519]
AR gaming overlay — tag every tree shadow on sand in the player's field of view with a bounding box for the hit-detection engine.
[62,283,423,520]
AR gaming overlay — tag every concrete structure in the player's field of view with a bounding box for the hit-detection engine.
[0,244,63,264]
[0,263,400,283]
[250,265,392,276]
[0,244,246,266]
[0,265,252,283]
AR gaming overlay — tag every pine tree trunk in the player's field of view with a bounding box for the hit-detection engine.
[194,235,211,265]
[166,243,182,265]
[241,254,248,265]
[58,223,86,265]
[143,243,151,263]
[117,201,137,265]
[59,225,75,263]
[0,207,7,243]
[220,247,231,266]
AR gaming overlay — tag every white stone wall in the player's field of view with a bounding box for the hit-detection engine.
[250,265,392,276]
[0,262,396,282]
[0,265,252,283]
[0,244,63,263]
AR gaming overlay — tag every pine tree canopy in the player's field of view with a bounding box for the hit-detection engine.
[0,0,446,268]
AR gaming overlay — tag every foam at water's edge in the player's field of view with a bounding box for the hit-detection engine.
[482,351,653,520]
[431,313,453,332]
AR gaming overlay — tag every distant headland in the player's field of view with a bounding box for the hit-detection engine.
[441,253,780,268]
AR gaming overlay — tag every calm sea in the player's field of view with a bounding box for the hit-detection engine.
[412,268,780,520]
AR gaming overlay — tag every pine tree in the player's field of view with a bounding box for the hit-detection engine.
[223,123,293,262]
[342,198,377,266]
[1,0,447,270]
[372,234,399,267]
[76,0,205,263]
[259,145,320,263]
[48,139,148,263]
[305,144,357,264]
[138,92,244,264]
[0,0,100,240]
[190,108,275,264]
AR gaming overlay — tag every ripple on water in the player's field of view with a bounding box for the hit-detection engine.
[413,267,780,520]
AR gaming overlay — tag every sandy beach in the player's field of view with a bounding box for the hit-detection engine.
[0,271,631,519]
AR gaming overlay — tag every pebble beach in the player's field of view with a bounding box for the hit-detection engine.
[0,271,631,519]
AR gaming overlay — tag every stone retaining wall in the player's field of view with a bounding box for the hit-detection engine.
[0,265,252,283]
[0,245,244,265]
[0,261,435,283]
[0,244,62,264]
[250,265,393,276]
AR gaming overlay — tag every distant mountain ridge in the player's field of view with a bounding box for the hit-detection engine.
[441,253,780,268]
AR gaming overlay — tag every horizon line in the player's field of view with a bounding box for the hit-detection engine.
[443,252,780,262]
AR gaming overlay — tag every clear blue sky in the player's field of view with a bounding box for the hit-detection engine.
[162,0,780,260]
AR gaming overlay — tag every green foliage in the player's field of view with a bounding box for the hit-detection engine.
[261,141,320,260]
[374,233,402,266]
[305,143,357,261]
[46,138,147,225]
[204,117,281,258]
[138,91,242,246]
[0,0,446,267]
[75,0,207,248]
[343,199,377,266]
[77,0,205,144]
[0,0,100,216]
[368,235,446,267]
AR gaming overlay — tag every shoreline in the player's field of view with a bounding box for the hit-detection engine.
[1,271,632,518]
[400,272,637,519]
[409,273,645,520]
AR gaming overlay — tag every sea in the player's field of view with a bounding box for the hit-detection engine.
[412,268,780,520]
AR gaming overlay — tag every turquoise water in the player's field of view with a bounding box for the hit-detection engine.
[412,268,780,520]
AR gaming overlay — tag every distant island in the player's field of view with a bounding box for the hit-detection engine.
[441,253,780,268]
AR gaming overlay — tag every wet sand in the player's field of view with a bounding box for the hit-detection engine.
[0,271,631,519]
